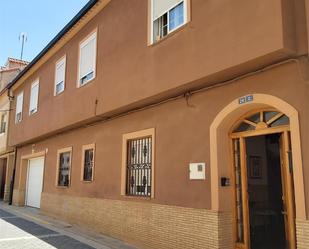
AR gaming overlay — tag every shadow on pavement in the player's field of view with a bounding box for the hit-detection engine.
[0,208,95,249]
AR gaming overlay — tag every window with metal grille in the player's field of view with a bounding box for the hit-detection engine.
[83,148,94,181]
[58,151,71,187]
[126,137,152,197]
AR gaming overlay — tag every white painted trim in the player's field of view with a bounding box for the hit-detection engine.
[54,55,66,96]
[77,29,98,88]
[29,79,40,115]
[15,91,24,124]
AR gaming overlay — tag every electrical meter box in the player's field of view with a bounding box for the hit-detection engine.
[189,162,206,180]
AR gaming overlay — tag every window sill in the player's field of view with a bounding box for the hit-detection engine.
[29,110,38,116]
[77,76,96,89]
[148,21,189,47]
[121,195,153,201]
[56,185,70,189]
[54,90,65,97]
[81,180,93,183]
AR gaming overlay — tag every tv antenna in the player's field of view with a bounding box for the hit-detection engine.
[19,32,27,60]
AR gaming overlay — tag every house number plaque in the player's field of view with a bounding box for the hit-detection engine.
[239,95,253,105]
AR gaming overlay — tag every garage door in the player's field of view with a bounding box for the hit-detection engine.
[26,157,45,208]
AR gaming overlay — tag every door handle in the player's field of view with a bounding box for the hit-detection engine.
[281,211,288,215]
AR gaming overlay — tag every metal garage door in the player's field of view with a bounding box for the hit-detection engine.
[25,157,44,208]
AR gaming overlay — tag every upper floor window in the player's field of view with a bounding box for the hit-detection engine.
[78,31,97,87]
[15,92,23,123]
[151,0,187,43]
[0,113,6,134]
[55,56,66,95]
[29,80,39,115]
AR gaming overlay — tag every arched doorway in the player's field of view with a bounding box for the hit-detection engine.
[209,94,306,249]
[230,109,295,249]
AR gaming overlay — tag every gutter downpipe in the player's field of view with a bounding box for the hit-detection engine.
[8,147,17,205]
[7,87,16,206]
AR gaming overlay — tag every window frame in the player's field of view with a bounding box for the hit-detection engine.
[15,91,24,124]
[150,0,189,44]
[81,143,95,182]
[121,128,155,198]
[0,113,6,134]
[29,79,40,115]
[77,29,98,88]
[54,55,66,96]
[56,147,73,188]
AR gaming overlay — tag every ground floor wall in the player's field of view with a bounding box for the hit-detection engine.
[40,192,233,249]
[11,61,309,248]
[296,219,309,249]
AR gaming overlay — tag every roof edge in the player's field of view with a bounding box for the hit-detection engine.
[7,0,100,90]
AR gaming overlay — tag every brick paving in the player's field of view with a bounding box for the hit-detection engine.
[0,209,95,249]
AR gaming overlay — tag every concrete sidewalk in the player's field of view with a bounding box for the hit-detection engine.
[0,202,137,249]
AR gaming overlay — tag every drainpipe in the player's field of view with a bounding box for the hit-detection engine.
[7,87,16,205]
[8,147,17,205]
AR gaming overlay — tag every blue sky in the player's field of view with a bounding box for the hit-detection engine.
[0,0,89,65]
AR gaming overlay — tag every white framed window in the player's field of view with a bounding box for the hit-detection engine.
[54,56,66,95]
[15,91,24,123]
[29,80,39,115]
[151,0,188,43]
[78,31,97,87]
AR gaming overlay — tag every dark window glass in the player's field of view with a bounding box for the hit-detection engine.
[0,114,6,133]
[83,148,94,181]
[270,115,289,127]
[126,137,152,197]
[247,113,260,123]
[234,122,255,133]
[58,151,71,187]
[263,111,279,123]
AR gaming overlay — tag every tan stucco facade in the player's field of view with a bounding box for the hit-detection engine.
[7,0,309,248]
[11,60,309,248]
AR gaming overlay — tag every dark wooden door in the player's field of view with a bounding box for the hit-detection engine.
[0,159,7,199]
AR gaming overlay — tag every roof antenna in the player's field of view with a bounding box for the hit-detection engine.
[19,32,27,61]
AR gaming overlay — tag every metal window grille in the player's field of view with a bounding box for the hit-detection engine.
[126,137,152,197]
[83,148,94,181]
[58,151,71,187]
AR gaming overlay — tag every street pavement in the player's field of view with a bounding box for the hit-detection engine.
[0,206,137,249]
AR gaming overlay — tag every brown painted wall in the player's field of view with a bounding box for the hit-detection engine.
[8,0,308,146]
[13,62,309,213]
